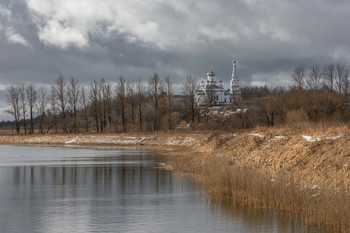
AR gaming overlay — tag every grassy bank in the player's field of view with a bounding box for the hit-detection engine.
[167,125,350,233]
[1,124,349,232]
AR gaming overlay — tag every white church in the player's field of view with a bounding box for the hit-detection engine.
[196,59,241,106]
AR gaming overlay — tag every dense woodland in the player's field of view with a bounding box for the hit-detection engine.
[3,63,350,134]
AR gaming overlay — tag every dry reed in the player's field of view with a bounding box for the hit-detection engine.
[171,156,350,233]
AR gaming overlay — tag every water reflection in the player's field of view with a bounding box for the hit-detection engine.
[0,145,321,233]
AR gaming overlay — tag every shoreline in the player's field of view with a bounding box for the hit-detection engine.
[1,128,349,187]
[1,126,350,232]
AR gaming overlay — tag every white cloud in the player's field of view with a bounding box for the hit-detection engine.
[5,27,32,48]
[0,84,10,91]
[250,80,268,87]
[0,4,10,35]
[23,0,264,50]
[25,0,161,49]
[0,4,11,19]
[38,20,88,49]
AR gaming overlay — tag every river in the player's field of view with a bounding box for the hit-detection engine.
[0,145,317,233]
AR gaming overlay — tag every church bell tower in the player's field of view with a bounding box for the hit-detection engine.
[230,58,241,101]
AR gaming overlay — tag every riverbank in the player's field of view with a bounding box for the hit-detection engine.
[1,125,349,232]
[2,126,348,187]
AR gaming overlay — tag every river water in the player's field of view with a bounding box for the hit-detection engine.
[0,145,316,233]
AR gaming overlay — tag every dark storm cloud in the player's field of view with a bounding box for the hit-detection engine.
[1,0,350,91]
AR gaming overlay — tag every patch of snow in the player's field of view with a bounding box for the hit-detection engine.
[248,133,264,138]
[166,137,194,145]
[115,140,138,144]
[137,137,149,144]
[302,135,341,142]
[66,138,77,144]
[324,136,342,140]
[269,136,285,141]
[166,140,175,145]
[302,136,320,142]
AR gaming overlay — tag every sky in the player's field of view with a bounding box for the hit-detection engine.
[1,0,350,120]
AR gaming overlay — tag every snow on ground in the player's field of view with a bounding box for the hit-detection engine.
[302,135,341,142]
[92,136,149,145]
[323,136,342,140]
[166,137,194,146]
[269,136,285,141]
[66,137,77,144]
[248,133,264,138]
[27,137,52,143]
[166,140,178,145]
[302,136,320,142]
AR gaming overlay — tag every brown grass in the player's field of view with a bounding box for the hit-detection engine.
[167,124,350,233]
[171,155,350,232]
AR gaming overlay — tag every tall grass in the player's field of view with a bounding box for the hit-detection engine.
[172,156,350,233]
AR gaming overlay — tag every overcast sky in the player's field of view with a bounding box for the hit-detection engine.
[1,0,350,120]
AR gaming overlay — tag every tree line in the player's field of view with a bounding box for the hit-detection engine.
[5,74,199,134]
[5,63,350,134]
[225,63,350,130]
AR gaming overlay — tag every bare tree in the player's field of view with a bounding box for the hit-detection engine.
[165,75,173,130]
[255,98,276,126]
[148,73,163,131]
[90,80,100,133]
[116,76,127,132]
[291,65,305,90]
[67,77,80,133]
[127,82,136,130]
[103,81,113,132]
[19,84,27,134]
[6,86,21,133]
[323,64,335,92]
[49,87,58,133]
[38,87,47,134]
[182,75,198,124]
[307,65,322,91]
[335,63,347,94]
[26,83,37,134]
[81,86,89,132]
[343,71,350,96]
[54,75,67,133]
[137,79,145,131]
[98,79,107,132]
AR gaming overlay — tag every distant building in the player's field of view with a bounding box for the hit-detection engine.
[196,59,241,106]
